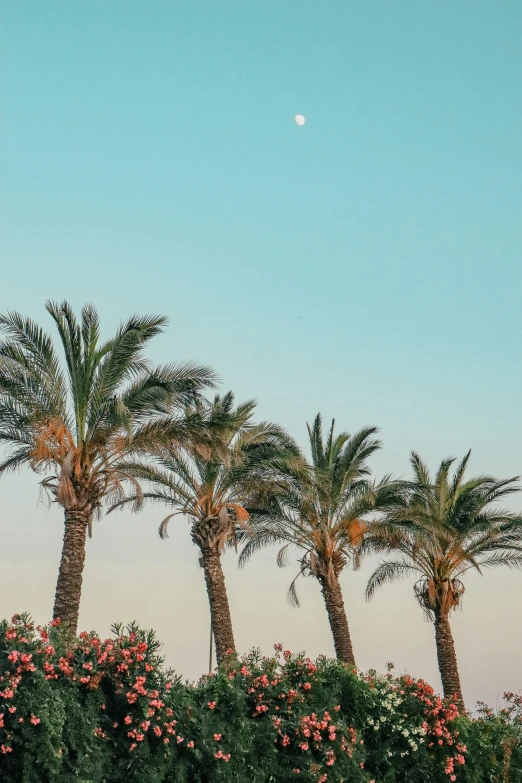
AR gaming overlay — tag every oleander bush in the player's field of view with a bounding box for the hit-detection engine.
[0,614,520,782]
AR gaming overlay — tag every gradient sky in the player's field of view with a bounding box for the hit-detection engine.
[1,1,522,709]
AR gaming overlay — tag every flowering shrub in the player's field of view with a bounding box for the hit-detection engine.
[451,693,522,783]
[0,614,177,782]
[181,645,369,782]
[0,615,65,782]
[0,614,519,782]
[358,665,466,783]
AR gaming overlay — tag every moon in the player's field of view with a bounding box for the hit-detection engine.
[295,114,305,126]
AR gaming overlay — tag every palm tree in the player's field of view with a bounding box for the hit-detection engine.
[0,301,215,636]
[110,391,299,665]
[240,414,394,667]
[364,451,522,710]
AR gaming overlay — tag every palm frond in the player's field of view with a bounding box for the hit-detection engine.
[366,559,417,601]
[287,564,307,608]
[307,413,324,468]
[451,450,471,494]
[477,551,522,570]
[409,452,431,486]
[277,543,291,567]
[0,447,32,474]
[238,521,289,568]
[159,512,185,539]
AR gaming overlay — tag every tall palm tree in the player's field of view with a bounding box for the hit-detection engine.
[111,391,299,664]
[0,301,215,636]
[364,451,522,710]
[240,414,394,667]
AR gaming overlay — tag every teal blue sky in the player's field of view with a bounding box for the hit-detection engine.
[1,2,522,705]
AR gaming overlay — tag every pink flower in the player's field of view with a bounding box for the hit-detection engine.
[30,715,40,726]
[213,733,222,741]
[208,701,216,710]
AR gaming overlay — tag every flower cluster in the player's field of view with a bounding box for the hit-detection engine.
[0,615,52,756]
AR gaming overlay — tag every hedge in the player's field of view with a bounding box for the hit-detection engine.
[0,614,520,782]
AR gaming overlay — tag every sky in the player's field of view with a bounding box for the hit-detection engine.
[1,1,522,709]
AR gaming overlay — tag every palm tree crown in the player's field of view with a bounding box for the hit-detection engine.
[364,451,522,708]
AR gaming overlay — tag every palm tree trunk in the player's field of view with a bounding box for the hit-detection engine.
[201,546,235,665]
[53,508,90,637]
[319,573,356,666]
[434,612,465,711]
